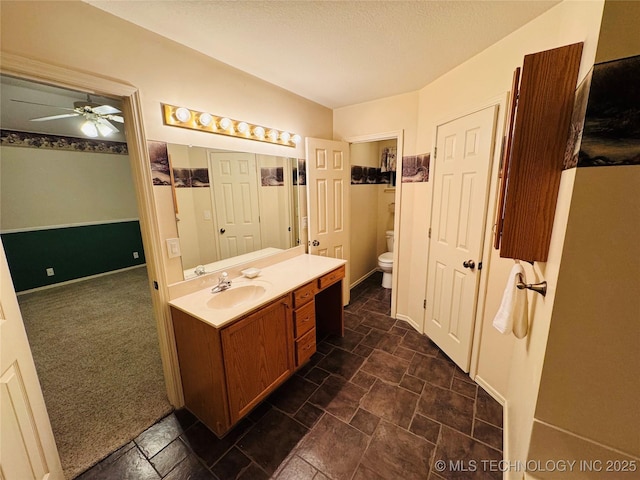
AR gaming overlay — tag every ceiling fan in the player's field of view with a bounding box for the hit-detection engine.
[11,94,124,138]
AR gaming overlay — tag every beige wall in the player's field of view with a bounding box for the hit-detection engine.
[535,166,640,463]
[0,146,138,230]
[349,140,397,287]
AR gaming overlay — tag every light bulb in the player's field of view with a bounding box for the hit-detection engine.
[96,121,116,137]
[219,117,232,130]
[175,107,191,122]
[280,131,291,143]
[292,134,302,145]
[81,120,99,137]
[198,112,213,127]
[253,126,265,139]
[237,122,249,134]
[268,129,279,142]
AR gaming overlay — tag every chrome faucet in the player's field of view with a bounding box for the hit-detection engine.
[211,272,232,293]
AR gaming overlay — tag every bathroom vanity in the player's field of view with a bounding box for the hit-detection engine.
[169,254,345,437]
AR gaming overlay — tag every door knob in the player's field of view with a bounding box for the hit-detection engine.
[220,228,226,234]
[463,260,476,269]
[312,240,320,246]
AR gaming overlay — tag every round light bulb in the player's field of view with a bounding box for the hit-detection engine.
[219,117,232,130]
[280,131,291,143]
[81,120,99,137]
[253,126,265,139]
[175,107,191,122]
[237,122,249,134]
[198,112,213,127]
[268,129,279,142]
[292,134,302,145]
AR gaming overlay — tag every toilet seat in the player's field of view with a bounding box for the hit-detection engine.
[378,252,393,265]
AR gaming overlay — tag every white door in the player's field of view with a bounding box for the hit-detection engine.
[425,106,498,371]
[305,138,350,305]
[0,240,64,479]
[209,152,262,259]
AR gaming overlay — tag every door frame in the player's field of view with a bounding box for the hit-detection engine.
[0,53,184,406]
[344,130,404,319]
[426,95,507,378]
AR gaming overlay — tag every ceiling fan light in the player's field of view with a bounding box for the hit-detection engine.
[96,121,116,137]
[81,120,99,138]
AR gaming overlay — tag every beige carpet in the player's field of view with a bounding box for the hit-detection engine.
[19,267,173,479]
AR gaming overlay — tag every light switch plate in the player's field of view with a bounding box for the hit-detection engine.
[166,238,181,258]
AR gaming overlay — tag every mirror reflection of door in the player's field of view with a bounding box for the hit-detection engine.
[209,151,262,259]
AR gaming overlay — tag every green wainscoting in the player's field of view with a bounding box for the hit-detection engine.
[1,221,146,292]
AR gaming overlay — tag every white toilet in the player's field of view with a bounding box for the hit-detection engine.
[378,230,394,289]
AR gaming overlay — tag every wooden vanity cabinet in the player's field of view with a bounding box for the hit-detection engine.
[170,264,345,437]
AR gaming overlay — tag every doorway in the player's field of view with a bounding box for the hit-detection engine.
[344,131,403,317]
[0,75,171,478]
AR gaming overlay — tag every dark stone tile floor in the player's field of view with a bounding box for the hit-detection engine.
[75,273,503,480]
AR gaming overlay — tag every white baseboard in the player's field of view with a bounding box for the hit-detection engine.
[16,264,146,296]
[474,375,506,406]
[396,313,420,332]
[349,268,379,289]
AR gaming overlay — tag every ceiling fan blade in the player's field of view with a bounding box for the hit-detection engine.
[92,105,121,115]
[105,114,125,123]
[31,113,80,122]
[96,118,119,136]
[11,99,75,111]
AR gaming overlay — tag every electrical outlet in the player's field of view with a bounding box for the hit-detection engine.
[46,267,55,277]
[133,251,139,259]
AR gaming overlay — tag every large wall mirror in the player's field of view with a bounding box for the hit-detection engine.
[166,143,307,280]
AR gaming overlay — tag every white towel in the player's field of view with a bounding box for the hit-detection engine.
[493,263,529,338]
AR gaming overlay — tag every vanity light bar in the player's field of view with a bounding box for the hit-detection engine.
[161,104,301,147]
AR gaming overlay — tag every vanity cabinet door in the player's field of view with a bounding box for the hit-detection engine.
[221,295,294,423]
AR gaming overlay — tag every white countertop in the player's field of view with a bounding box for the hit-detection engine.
[169,254,346,328]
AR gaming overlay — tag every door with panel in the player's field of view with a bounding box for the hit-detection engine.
[0,240,64,479]
[425,106,498,371]
[209,151,262,259]
[305,138,351,305]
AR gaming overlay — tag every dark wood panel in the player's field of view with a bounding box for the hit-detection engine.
[500,42,583,262]
[494,67,521,250]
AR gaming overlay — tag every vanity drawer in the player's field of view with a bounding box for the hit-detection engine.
[318,265,345,290]
[293,300,315,338]
[295,328,316,366]
[293,282,316,308]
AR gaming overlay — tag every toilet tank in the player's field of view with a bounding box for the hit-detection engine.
[385,230,394,252]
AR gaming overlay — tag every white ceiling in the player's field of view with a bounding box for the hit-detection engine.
[85,0,560,109]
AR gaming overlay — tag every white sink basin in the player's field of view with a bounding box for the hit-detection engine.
[206,282,269,310]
